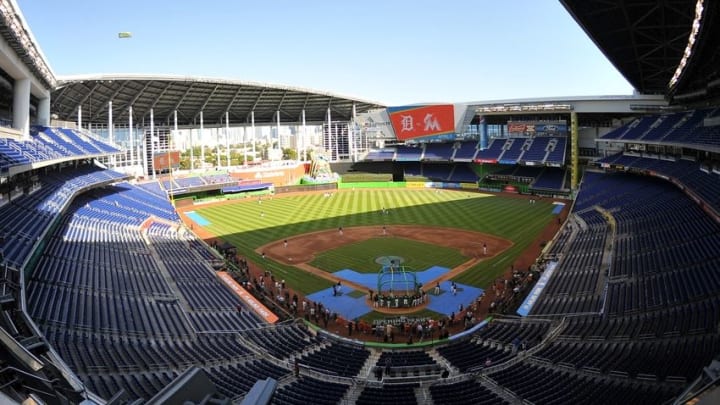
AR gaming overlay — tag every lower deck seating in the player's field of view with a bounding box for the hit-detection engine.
[430,379,509,405]
[356,383,418,405]
[299,341,370,377]
[272,377,348,405]
[489,363,676,405]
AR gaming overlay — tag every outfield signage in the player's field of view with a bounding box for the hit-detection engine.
[507,122,567,134]
[387,104,455,141]
[216,271,279,323]
[152,151,181,170]
[406,181,462,189]
[508,123,527,133]
[534,124,567,133]
[516,261,558,317]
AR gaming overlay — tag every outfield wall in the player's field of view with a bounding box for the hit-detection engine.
[337,181,468,190]
[338,181,405,189]
[275,183,336,194]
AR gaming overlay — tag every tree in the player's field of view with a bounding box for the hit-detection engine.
[282,148,297,160]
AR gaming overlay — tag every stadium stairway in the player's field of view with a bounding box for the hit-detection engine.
[358,350,383,379]
[236,331,277,361]
[339,382,363,404]
[415,386,435,405]
[593,206,617,305]
[474,318,567,377]
[476,374,524,404]
[266,371,296,393]
[294,338,330,361]
[427,348,459,377]
[496,139,513,161]
[143,231,196,317]
[542,139,555,163]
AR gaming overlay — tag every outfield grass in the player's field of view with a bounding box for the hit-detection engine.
[309,237,467,273]
[197,188,555,294]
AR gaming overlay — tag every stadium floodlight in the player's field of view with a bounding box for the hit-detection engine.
[118,32,132,39]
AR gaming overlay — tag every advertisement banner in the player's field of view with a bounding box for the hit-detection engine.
[388,105,455,141]
[534,124,567,134]
[508,123,567,134]
[517,261,558,316]
[153,151,181,171]
[405,182,427,188]
[216,271,279,324]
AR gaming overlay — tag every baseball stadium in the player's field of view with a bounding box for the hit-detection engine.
[1,1,720,404]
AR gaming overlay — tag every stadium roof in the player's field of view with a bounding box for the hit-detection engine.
[50,74,385,126]
[0,0,55,89]
[561,0,720,103]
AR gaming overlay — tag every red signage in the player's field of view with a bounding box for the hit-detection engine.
[508,123,527,133]
[153,151,181,171]
[216,271,279,324]
[388,105,455,141]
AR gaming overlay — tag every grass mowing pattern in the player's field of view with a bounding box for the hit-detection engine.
[309,237,467,274]
[197,189,555,295]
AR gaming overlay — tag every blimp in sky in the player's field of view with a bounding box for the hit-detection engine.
[118,32,132,39]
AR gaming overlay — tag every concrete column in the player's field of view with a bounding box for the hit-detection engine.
[327,107,332,161]
[108,101,114,165]
[216,126,221,168]
[276,110,281,153]
[77,104,83,130]
[150,108,155,179]
[12,78,30,135]
[251,111,256,162]
[128,106,134,167]
[108,101,113,144]
[200,111,205,168]
[479,116,488,150]
[225,111,230,167]
[570,111,579,191]
[334,123,339,162]
[37,96,51,126]
[142,123,148,178]
[301,109,306,162]
[350,102,357,162]
[173,110,178,160]
[190,126,194,172]
[243,125,248,166]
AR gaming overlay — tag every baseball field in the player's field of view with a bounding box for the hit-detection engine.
[188,188,558,302]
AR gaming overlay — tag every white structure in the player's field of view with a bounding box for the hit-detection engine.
[0,0,55,136]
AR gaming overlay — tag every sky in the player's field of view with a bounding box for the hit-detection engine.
[16,0,635,106]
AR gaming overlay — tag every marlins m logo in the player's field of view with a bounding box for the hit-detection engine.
[424,113,441,132]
